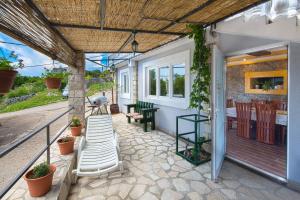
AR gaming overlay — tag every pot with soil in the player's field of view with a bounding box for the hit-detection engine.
[57,136,75,155]
[0,58,19,94]
[24,162,56,197]
[45,77,61,89]
[43,71,66,89]
[70,117,82,136]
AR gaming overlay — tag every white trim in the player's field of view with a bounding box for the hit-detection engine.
[142,50,190,109]
[225,42,289,57]
[119,68,130,99]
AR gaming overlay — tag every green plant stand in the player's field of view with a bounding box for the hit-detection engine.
[176,114,211,166]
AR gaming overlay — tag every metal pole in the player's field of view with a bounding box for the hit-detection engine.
[46,125,50,165]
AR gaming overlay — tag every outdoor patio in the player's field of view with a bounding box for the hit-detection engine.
[68,114,300,200]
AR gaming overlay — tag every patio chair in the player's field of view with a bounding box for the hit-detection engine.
[256,103,276,145]
[236,102,253,139]
[72,115,123,178]
[73,137,123,177]
[126,101,159,132]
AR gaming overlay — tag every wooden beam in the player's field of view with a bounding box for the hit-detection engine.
[51,23,186,36]
[0,0,76,66]
[158,0,216,32]
[100,0,106,30]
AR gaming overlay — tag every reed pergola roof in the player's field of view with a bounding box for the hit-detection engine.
[0,0,268,66]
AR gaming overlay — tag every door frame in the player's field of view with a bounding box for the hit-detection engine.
[223,42,289,183]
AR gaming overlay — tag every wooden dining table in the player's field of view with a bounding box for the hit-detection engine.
[226,107,288,126]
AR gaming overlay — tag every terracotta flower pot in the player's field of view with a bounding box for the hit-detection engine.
[71,125,82,136]
[57,137,75,155]
[0,70,17,94]
[45,78,61,89]
[24,164,56,197]
[110,104,120,114]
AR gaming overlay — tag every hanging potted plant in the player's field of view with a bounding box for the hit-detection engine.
[57,136,75,155]
[70,117,82,136]
[43,70,65,89]
[0,52,24,94]
[24,162,56,197]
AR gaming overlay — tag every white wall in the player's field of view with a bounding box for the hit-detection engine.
[136,38,210,137]
[216,15,300,43]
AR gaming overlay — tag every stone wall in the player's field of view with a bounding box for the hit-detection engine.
[226,60,287,102]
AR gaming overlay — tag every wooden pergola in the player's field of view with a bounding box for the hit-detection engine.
[0,0,269,67]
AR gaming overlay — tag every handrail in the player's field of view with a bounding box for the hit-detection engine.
[0,107,74,158]
[0,106,75,199]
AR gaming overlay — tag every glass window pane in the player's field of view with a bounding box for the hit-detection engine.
[149,69,156,95]
[173,64,185,98]
[121,72,129,94]
[160,67,169,96]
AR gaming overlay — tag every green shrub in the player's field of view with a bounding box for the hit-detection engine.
[30,162,50,179]
[42,71,68,79]
[0,90,65,113]
[7,86,30,98]
[70,117,81,127]
[86,82,114,97]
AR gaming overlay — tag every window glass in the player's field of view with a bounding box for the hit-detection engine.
[149,69,156,96]
[159,67,169,96]
[121,72,129,94]
[172,64,185,98]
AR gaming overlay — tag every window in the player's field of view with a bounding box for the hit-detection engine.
[159,67,169,96]
[172,64,185,98]
[149,68,157,96]
[121,72,129,94]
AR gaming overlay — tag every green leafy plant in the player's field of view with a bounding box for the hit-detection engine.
[70,117,81,127]
[187,24,211,111]
[30,162,50,179]
[262,80,273,91]
[42,71,66,79]
[58,136,74,143]
[0,51,24,70]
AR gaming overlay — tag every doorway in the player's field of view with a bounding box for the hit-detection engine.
[225,46,288,180]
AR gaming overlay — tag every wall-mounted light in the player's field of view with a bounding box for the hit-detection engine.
[131,31,138,54]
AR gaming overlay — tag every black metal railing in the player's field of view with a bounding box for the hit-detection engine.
[0,107,76,198]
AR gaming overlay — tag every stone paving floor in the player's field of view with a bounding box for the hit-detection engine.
[68,114,300,200]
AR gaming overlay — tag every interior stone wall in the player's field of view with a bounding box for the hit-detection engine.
[226,60,288,102]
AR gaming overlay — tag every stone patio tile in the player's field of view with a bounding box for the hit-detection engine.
[65,114,300,200]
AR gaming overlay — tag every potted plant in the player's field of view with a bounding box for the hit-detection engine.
[0,52,24,94]
[24,162,56,197]
[70,117,82,136]
[262,80,273,91]
[57,136,75,155]
[43,71,65,89]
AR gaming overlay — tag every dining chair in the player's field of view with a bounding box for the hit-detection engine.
[271,100,287,111]
[236,102,252,139]
[271,100,288,145]
[255,103,276,145]
[227,99,235,130]
[251,99,266,108]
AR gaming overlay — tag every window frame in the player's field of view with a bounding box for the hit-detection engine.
[142,50,190,109]
[119,68,130,99]
[159,66,170,97]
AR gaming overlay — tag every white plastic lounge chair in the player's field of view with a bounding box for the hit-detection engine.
[85,115,117,145]
[73,137,123,177]
[72,115,123,178]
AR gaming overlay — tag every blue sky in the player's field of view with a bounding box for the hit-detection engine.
[0,32,106,77]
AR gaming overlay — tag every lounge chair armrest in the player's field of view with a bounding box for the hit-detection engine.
[78,136,85,160]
